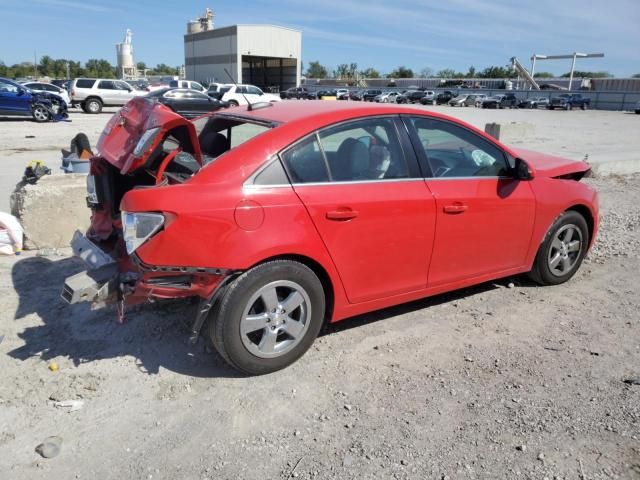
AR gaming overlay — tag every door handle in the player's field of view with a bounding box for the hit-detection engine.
[326,209,359,221]
[443,203,468,214]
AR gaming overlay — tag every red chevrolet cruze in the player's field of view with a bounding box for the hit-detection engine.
[63,99,599,374]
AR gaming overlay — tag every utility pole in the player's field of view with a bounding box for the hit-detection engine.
[66,62,70,79]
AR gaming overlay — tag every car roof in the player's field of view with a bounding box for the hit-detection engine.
[216,100,453,127]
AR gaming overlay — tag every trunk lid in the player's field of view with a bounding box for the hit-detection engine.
[511,147,590,178]
[96,97,202,175]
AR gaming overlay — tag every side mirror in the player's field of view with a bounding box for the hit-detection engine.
[514,158,533,180]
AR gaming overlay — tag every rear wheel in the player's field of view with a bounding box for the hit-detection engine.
[581,103,588,110]
[528,211,589,286]
[228,100,239,107]
[32,104,50,122]
[210,260,325,375]
[83,98,102,114]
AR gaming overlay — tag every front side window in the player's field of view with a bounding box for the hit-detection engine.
[410,117,508,178]
[411,117,508,178]
[0,80,19,93]
[247,86,262,95]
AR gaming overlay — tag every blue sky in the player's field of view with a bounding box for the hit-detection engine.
[1,0,639,76]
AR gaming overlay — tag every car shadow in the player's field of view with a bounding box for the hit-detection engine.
[321,282,497,337]
[7,256,242,379]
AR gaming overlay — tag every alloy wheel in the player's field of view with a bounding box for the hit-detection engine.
[240,280,312,359]
[33,106,49,122]
[548,224,583,277]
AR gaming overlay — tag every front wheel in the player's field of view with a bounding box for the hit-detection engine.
[528,211,589,286]
[210,260,326,375]
[32,104,51,122]
[227,100,239,107]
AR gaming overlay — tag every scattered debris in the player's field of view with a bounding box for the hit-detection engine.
[53,400,84,412]
[48,362,59,372]
[623,378,640,386]
[35,436,63,459]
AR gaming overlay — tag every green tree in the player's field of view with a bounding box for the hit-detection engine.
[419,67,433,78]
[437,68,457,78]
[0,61,7,77]
[632,73,640,78]
[360,67,380,78]
[561,70,612,78]
[478,66,516,78]
[389,66,414,78]
[466,66,476,78]
[136,61,147,72]
[305,60,327,79]
[533,71,554,78]
[38,55,54,76]
[152,63,179,75]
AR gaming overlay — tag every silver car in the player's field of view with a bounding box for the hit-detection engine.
[448,94,469,107]
[69,78,146,114]
[464,94,488,107]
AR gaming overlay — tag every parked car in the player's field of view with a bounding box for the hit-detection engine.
[168,80,206,92]
[481,94,519,109]
[548,93,591,110]
[144,88,229,118]
[280,87,315,100]
[348,90,363,101]
[375,91,401,103]
[362,89,383,102]
[51,79,70,89]
[336,89,350,100]
[0,77,68,122]
[69,78,147,113]
[448,94,470,107]
[398,90,428,104]
[207,83,232,100]
[635,101,640,114]
[63,101,599,375]
[20,81,71,106]
[316,89,337,99]
[435,90,457,105]
[464,94,488,107]
[518,97,549,109]
[220,84,282,106]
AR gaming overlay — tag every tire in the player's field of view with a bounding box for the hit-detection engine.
[528,211,589,286]
[581,103,588,111]
[228,100,239,107]
[210,260,326,375]
[32,104,51,123]
[565,104,572,111]
[83,98,102,114]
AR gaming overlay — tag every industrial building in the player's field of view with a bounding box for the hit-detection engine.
[184,9,301,91]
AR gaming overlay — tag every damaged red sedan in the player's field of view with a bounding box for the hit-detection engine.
[63,99,599,374]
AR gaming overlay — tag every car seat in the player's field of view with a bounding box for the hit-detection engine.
[335,137,370,180]
[200,131,230,159]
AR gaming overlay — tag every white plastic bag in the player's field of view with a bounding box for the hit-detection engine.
[0,212,23,255]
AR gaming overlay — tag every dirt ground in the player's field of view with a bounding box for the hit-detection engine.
[0,105,639,480]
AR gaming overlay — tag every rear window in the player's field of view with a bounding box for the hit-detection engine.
[194,115,273,161]
[75,79,96,89]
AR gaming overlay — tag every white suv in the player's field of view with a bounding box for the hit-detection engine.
[69,78,146,113]
[221,84,281,107]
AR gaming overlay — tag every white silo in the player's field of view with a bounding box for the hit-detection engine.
[116,29,136,79]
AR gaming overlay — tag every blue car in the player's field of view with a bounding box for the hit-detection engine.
[0,77,68,122]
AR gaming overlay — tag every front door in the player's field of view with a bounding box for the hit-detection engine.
[404,116,536,286]
[281,116,436,304]
[0,79,30,113]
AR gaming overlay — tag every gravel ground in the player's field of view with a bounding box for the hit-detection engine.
[0,106,639,480]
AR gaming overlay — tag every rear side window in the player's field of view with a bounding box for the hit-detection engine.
[98,80,115,90]
[75,79,96,89]
[281,136,329,184]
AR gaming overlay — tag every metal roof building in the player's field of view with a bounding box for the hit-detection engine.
[184,23,302,92]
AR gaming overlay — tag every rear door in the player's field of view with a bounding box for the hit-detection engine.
[97,80,118,105]
[281,116,436,304]
[404,116,535,286]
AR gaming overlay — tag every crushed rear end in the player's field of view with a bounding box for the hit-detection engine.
[61,97,227,329]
